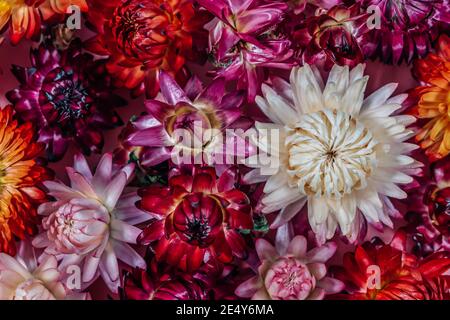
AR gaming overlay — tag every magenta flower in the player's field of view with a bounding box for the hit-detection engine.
[358,0,450,64]
[116,72,249,168]
[6,40,125,161]
[32,153,149,292]
[235,236,343,300]
[198,0,295,102]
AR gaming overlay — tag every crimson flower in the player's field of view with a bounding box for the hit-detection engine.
[121,257,213,300]
[138,166,253,272]
[292,4,368,69]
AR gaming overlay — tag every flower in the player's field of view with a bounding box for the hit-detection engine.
[245,63,421,243]
[0,106,50,255]
[292,4,368,69]
[0,241,89,300]
[138,166,253,272]
[121,257,211,300]
[357,0,450,64]
[331,231,450,300]
[410,35,450,162]
[406,157,450,254]
[0,0,87,45]
[235,236,343,300]
[288,0,342,14]
[39,0,88,20]
[85,0,211,98]
[7,41,125,161]
[117,72,247,168]
[198,0,295,102]
[32,153,149,292]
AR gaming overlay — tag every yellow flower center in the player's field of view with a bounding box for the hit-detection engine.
[286,109,377,198]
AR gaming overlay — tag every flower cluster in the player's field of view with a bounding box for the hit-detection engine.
[0,0,448,300]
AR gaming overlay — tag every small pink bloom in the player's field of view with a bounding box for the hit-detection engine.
[235,236,343,300]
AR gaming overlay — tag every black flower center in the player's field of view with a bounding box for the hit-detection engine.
[185,215,211,245]
[42,68,91,122]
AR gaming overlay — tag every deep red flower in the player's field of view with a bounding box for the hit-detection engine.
[292,4,368,70]
[138,166,253,272]
[330,231,450,300]
[121,258,212,300]
[85,0,211,98]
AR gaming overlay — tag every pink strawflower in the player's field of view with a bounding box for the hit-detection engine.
[116,72,249,168]
[235,236,343,300]
[32,153,149,292]
[0,241,89,300]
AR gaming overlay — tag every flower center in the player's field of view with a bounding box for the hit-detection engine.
[286,109,377,198]
[44,202,109,255]
[112,0,178,60]
[40,67,91,122]
[173,193,223,247]
[265,257,315,300]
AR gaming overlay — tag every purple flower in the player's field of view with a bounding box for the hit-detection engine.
[357,0,450,64]
[7,40,125,161]
[198,0,295,102]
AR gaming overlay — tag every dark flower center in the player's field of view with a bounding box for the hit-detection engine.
[185,215,211,244]
[173,193,223,247]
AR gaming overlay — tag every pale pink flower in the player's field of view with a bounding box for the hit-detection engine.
[235,236,343,300]
[0,241,89,300]
[33,153,149,292]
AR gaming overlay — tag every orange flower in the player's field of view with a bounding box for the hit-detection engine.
[412,35,450,162]
[0,106,50,255]
[0,0,88,45]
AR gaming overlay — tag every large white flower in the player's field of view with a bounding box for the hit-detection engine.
[246,64,421,243]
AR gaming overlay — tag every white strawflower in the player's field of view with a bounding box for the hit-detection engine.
[246,64,421,243]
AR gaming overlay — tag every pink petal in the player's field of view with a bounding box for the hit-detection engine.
[235,276,261,298]
[255,238,278,261]
[306,242,337,263]
[73,153,93,180]
[113,241,146,269]
[317,277,345,294]
[287,235,307,258]
[110,219,142,244]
